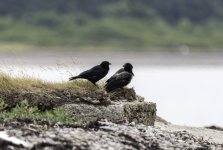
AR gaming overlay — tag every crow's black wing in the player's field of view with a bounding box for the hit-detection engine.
[106,68,124,83]
[115,68,125,74]
[70,65,101,80]
[77,65,101,78]
[78,65,108,83]
[106,71,133,92]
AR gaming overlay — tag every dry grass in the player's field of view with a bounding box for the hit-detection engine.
[0,72,99,93]
[0,72,108,110]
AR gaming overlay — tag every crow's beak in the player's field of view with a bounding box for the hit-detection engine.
[109,62,111,65]
[133,73,135,76]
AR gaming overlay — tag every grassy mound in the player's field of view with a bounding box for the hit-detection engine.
[0,72,107,110]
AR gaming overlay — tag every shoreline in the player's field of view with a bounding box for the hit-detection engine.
[156,121,223,145]
[1,51,223,66]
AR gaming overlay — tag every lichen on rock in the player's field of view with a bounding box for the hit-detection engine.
[124,102,156,125]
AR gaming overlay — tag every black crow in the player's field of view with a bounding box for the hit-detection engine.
[69,61,111,85]
[105,63,134,92]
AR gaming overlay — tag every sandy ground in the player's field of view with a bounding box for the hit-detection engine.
[156,121,223,144]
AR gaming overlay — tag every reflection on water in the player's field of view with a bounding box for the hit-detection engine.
[1,65,223,127]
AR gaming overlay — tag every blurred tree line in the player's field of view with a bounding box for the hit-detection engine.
[0,0,223,49]
[0,0,222,24]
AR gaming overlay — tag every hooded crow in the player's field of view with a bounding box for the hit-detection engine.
[105,63,134,92]
[69,61,111,85]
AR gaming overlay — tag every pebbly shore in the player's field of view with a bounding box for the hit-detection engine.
[0,120,223,150]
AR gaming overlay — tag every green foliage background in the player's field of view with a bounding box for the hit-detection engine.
[0,0,223,50]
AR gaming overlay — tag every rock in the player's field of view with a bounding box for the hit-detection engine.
[0,131,32,149]
[205,125,223,131]
[0,121,223,150]
[155,115,170,125]
[62,101,156,127]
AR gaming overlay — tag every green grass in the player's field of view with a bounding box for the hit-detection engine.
[0,100,73,123]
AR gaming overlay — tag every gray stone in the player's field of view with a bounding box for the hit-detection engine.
[0,121,222,150]
[62,101,156,126]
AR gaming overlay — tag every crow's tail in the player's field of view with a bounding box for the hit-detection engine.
[69,76,79,81]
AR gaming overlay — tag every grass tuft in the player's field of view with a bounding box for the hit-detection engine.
[0,72,99,93]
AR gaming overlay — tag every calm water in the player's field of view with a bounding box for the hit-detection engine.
[1,64,223,127]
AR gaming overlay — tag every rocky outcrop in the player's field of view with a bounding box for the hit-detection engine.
[0,86,222,150]
[61,88,156,126]
[63,101,156,126]
[0,121,222,150]
[1,85,157,126]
